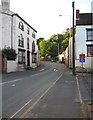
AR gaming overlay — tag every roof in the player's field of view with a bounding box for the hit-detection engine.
[0,11,37,32]
[13,14,37,33]
[76,13,92,26]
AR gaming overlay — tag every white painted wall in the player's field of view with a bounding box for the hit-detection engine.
[59,54,64,62]
[75,57,93,71]
[2,13,12,48]
[0,8,38,72]
[76,25,92,59]
[75,25,93,71]
[13,15,37,67]
[76,26,86,59]
[7,61,18,73]
[0,11,2,50]
[69,37,73,68]
[64,47,69,66]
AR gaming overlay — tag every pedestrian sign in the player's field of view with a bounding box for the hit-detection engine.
[79,54,85,62]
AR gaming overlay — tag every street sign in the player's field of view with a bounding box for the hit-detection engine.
[80,58,85,62]
[79,54,85,58]
[79,54,85,62]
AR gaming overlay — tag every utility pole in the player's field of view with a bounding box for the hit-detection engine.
[72,1,75,75]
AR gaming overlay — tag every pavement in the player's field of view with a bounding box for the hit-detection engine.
[75,72,93,119]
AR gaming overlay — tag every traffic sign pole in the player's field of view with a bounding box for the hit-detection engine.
[79,53,85,76]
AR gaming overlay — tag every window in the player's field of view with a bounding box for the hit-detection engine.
[87,45,93,57]
[27,27,30,34]
[18,34,24,47]
[18,50,25,63]
[32,53,37,63]
[27,37,29,49]
[32,32,35,39]
[18,22,24,31]
[32,41,35,52]
[86,29,93,41]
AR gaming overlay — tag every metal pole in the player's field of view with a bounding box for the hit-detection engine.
[72,1,75,75]
[58,43,59,56]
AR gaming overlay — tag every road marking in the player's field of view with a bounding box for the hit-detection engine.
[1,78,23,85]
[53,69,58,72]
[11,84,15,87]
[20,72,64,118]
[31,68,52,77]
[1,67,52,85]
[39,69,44,71]
[76,76,88,118]
[8,99,32,119]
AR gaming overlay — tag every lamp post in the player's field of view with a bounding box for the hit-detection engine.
[72,1,75,75]
[55,35,59,56]
[59,15,71,29]
[59,14,72,68]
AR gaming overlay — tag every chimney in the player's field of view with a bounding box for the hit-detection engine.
[76,9,80,20]
[1,0,10,12]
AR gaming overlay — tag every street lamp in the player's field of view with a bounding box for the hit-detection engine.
[59,15,71,29]
[59,14,72,68]
[55,35,59,56]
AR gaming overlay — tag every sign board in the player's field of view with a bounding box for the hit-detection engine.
[80,58,85,62]
[79,54,85,58]
[79,54,85,62]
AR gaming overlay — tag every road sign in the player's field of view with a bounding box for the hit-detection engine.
[80,58,85,62]
[79,54,85,62]
[79,54,85,58]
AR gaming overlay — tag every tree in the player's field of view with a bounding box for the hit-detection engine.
[37,37,44,50]
[37,27,73,59]
[2,48,17,60]
[39,40,48,57]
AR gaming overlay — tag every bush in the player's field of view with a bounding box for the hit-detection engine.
[2,48,17,60]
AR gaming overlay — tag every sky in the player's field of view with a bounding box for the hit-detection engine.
[1,0,93,39]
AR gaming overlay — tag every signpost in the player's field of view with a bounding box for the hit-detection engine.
[79,53,85,75]
[79,54,85,62]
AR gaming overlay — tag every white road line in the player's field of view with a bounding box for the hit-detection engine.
[1,67,52,85]
[39,69,44,71]
[76,76,88,118]
[20,72,64,118]
[76,76,83,103]
[31,68,51,77]
[1,78,23,85]
[8,99,32,120]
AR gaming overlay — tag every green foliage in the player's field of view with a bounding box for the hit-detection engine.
[2,48,17,60]
[39,40,48,57]
[37,37,44,50]
[38,27,74,59]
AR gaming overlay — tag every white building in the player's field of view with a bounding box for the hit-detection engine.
[68,37,73,68]
[75,12,93,72]
[0,0,39,72]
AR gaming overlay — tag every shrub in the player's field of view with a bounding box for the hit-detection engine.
[2,48,17,60]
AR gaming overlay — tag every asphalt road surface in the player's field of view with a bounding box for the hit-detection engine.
[2,61,91,119]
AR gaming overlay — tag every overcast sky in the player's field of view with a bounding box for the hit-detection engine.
[1,0,93,39]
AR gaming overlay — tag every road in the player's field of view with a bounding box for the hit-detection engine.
[2,61,91,119]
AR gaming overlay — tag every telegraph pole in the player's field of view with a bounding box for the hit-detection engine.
[72,1,75,75]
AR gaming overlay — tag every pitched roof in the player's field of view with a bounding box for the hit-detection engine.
[0,11,37,32]
[76,13,92,26]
